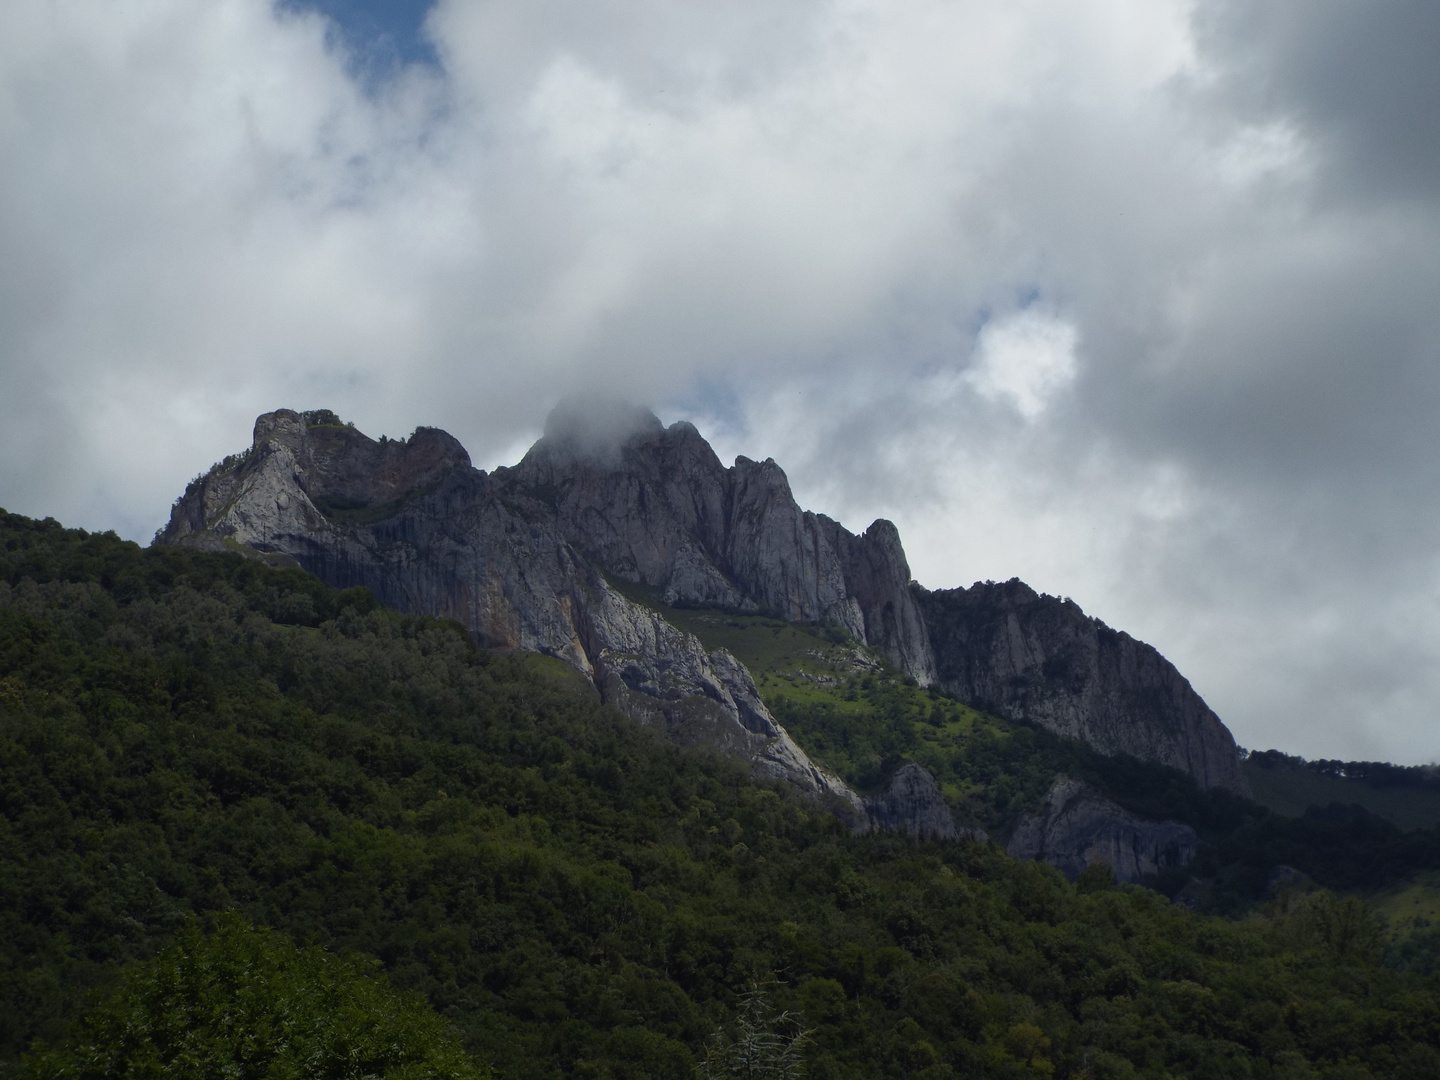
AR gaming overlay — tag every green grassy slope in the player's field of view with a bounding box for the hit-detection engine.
[1376,872,1440,933]
[4,514,1440,1080]
[613,588,1055,826]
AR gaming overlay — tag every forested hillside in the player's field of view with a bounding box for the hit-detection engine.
[3,510,1439,1079]
[1244,751,1440,832]
[637,590,1440,913]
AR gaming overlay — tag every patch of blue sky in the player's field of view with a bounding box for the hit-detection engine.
[276,0,439,78]
[665,377,750,436]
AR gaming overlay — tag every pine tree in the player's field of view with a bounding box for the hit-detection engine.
[699,986,810,1080]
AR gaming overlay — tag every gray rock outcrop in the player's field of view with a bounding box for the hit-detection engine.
[1006,777,1199,882]
[503,400,936,684]
[157,408,865,819]
[862,763,986,842]
[158,402,1253,803]
[917,580,1250,795]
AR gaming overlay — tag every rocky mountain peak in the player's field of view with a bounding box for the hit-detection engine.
[505,416,937,682]
[918,579,1250,794]
[155,405,884,827]
[156,404,1252,803]
[731,454,793,495]
[158,409,471,551]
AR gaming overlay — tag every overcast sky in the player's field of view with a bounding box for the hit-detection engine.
[4,0,1440,764]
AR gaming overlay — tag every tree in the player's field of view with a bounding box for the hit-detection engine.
[699,987,809,1080]
[24,916,488,1080]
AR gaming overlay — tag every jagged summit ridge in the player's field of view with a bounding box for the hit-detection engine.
[158,404,1250,798]
[159,408,869,822]
[502,404,936,684]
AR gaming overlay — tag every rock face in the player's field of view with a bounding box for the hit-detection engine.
[917,580,1250,795]
[862,763,985,842]
[157,408,865,820]
[159,402,1252,804]
[1006,777,1199,883]
[503,401,936,684]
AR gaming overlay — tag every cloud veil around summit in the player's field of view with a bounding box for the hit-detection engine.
[2,0,1440,764]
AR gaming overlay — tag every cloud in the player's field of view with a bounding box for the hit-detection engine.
[1196,0,1440,202]
[965,311,1078,420]
[3,0,1440,762]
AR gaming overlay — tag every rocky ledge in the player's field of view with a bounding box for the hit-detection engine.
[1005,777,1199,883]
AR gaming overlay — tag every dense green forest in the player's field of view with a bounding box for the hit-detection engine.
[3,509,1440,1079]
[23,916,487,1079]
[642,599,1440,912]
[1242,752,1440,832]
[1248,752,1440,792]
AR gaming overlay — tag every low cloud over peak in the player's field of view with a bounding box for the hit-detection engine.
[536,397,663,462]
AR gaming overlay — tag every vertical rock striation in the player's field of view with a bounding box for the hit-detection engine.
[917,580,1250,795]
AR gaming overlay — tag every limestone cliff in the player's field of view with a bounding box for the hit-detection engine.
[158,409,865,819]
[160,402,1252,804]
[917,579,1250,795]
[502,401,936,684]
[1006,777,1199,883]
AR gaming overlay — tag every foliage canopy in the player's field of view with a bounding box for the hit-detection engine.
[2,510,1439,1080]
[25,915,487,1079]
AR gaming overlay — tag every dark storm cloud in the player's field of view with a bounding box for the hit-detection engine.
[1117,219,1440,496]
[1061,1,1440,588]
[1199,0,1440,202]
[1146,0,1440,530]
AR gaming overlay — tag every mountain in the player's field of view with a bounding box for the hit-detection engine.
[157,408,875,823]
[918,581,1247,792]
[503,401,936,685]
[157,404,1249,809]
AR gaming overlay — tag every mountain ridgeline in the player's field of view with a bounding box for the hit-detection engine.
[158,404,1249,822]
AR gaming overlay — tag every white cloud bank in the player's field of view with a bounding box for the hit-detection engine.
[4,0,1440,763]
[965,312,1078,420]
